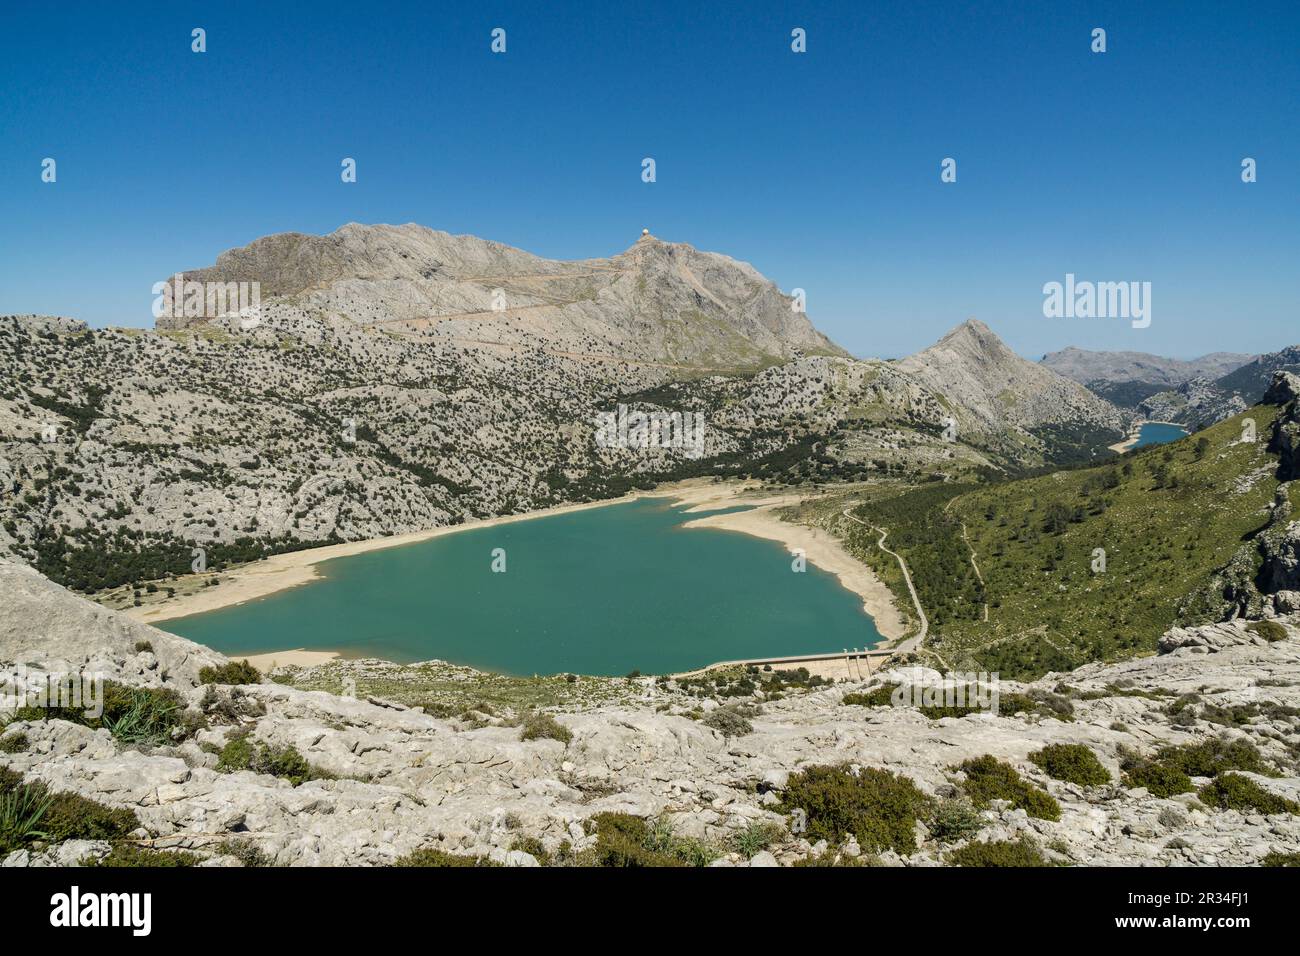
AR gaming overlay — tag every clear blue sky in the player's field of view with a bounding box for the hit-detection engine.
[2,0,1296,359]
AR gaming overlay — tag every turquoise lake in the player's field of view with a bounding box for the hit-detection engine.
[1133,421,1190,448]
[163,498,884,676]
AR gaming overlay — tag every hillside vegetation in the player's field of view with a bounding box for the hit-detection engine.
[839,404,1295,678]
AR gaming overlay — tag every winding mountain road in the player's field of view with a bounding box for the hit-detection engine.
[841,507,927,653]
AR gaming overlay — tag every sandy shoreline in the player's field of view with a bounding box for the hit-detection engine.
[127,480,908,666]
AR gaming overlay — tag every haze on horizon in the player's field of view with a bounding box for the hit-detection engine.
[1,0,1296,360]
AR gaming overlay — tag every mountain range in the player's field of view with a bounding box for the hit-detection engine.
[0,223,1134,595]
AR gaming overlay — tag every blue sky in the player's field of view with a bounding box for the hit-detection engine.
[1,0,1296,359]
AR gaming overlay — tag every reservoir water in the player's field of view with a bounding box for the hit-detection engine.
[1132,421,1190,448]
[163,498,884,676]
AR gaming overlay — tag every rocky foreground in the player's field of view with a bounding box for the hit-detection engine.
[2,559,1300,867]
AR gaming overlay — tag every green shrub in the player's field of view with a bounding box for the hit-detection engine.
[1155,737,1276,778]
[1247,621,1289,642]
[43,790,138,842]
[393,848,501,867]
[133,641,154,654]
[1260,851,1300,866]
[519,713,572,745]
[585,813,686,867]
[1122,760,1193,797]
[218,837,272,867]
[929,798,985,843]
[957,755,1061,821]
[216,731,329,785]
[1198,774,1300,814]
[509,835,551,865]
[701,707,753,737]
[778,764,933,854]
[199,660,262,685]
[0,732,28,754]
[842,685,897,707]
[948,837,1048,867]
[1029,744,1111,786]
[86,846,200,867]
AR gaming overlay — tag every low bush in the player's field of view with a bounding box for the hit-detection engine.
[86,846,200,867]
[842,685,897,707]
[0,768,138,854]
[1260,851,1300,866]
[1198,774,1300,814]
[957,755,1061,821]
[198,660,262,685]
[393,848,501,867]
[701,707,753,737]
[928,798,985,843]
[1122,759,1193,798]
[1155,736,1276,778]
[586,813,686,867]
[1028,744,1111,786]
[218,837,272,867]
[1247,620,1289,642]
[0,732,28,754]
[519,713,572,745]
[948,837,1048,867]
[216,730,330,785]
[778,764,933,854]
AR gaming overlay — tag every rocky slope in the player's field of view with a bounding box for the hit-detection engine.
[898,319,1127,459]
[1140,345,1300,429]
[158,223,844,369]
[2,558,1299,867]
[1,235,1136,597]
[1041,347,1252,388]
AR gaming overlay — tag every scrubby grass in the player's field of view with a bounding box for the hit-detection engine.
[1260,851,1300,866]
[86,846,201,867]
[199,660,262,685]
[1029,744,1111,786]
[518,713,572,745]
[13,681,193,747]
[216,730,331,785]
[1198,774,1300,814]
[778,764,933,854]
[730,821,785,859]
[948,837,1049,867]
[394,848,501,867]
[583,812,717,867]
[0,766,139,855]
[218,838,272,867]
[957,755,1061,821]
[0,732,28,754]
